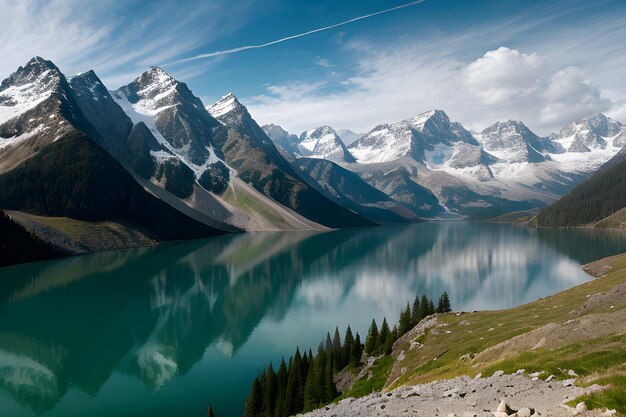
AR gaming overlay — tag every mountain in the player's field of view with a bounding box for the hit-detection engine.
[337,129,362,146]
[349,110,478,164]
[536,148,626,227]
[552,113,626,153]
[261,123,300,157]
[113,74,339,232]
[262,123,356,164]
[345,110,625,218]
[292,157,419,224]
[475,120,561,163]
[297,126,356,163]
[0,58,348,262]
[207,93,373,228]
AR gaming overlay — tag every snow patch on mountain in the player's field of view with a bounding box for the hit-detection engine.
[296,126,356,163]
[349,123,413,163]
[0,58,62,125]
[207,93,243,118]
[0,125,45,150]
[349,110,476,164]
[111,67,232,180]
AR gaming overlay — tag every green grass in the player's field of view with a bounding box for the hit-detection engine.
[482,334,626,380]
[340,356,395,399]
[569,374,626,414]
[365,252,626,417]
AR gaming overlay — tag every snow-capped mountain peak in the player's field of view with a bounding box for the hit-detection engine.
[410,109,447,129]
[552,112,626,152]
[475,119,557,163]
[349,109,477,164]
[297,125,356,163]
[0,56,64,125]
[207,92,247,118]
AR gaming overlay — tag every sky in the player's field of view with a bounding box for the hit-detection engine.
[1,0,626,136]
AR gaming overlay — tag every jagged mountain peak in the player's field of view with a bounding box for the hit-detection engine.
[0,57,68,126]
[553,112,626,152]
[482,119,534,136]
[410,109,448,127]
[207,92,247,118]
[1,56,63,90]
[301,125,339,140]
[69,70,108,99]
[477,119,552,163]
[297,125,355,163]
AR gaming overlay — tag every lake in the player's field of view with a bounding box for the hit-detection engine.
[1,222,626,417]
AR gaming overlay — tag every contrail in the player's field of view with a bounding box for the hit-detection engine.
[170,0,426,64]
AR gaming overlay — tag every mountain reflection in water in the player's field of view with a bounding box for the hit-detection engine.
[1,223,626,417]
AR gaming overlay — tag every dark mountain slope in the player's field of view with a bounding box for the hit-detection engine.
[536,154,626,226]
[293,158,417,224]
[0,132,224,240]
[208,94,373,228]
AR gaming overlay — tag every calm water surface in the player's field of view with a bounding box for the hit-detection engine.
[1,222,626,417]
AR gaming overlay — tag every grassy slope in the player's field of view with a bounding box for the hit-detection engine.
[7,211,157,254]
[345,254,626,414]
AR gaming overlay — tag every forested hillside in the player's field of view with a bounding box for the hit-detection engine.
[536,154,626,227]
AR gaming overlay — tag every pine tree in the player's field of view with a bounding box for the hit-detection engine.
[332,327,342,371]
[343,326,354,367]
[411,295,421,326]
[264,363,276,417]
[315,344,328,403]
[274,358,288,417]
[428,299,435,316]
[418,295,429,321]
[398,302,412,336]
[258,370,267,417]
[437,291,451,313]
[377,318,390,355]
[303,360,317,412]
[244,377,262,417]
[364,319,378,355]
[384,326,395,355]
[325,332,333,353]
[323,348,336,401]
[286,348,304,415]
[351,333,363,367]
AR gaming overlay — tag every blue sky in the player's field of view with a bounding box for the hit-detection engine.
[2,0,626,134]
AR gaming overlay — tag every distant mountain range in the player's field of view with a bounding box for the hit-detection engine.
[266,110,625,219]
[1,56,624,264]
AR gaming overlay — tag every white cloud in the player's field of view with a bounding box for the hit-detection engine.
[463,47,543,105]
[314,57,332,68]
[540,66,611,123]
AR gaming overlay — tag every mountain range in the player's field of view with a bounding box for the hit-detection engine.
[1,56,624,263]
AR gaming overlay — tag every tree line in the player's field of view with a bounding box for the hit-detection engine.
[242,291,451,417]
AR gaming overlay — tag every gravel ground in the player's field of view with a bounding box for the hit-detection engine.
[297,372,608,417]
